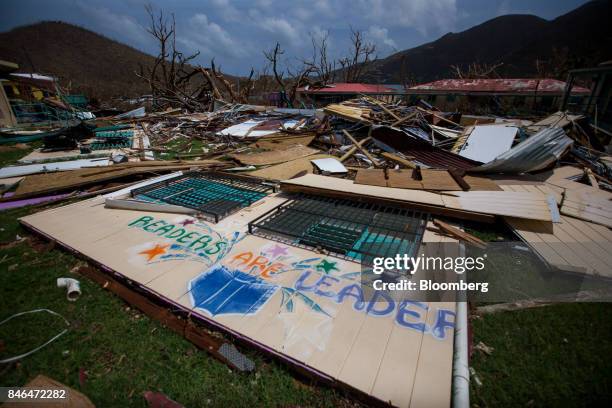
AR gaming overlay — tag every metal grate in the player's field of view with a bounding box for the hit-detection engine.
[248,194,429,263]
[89,130,134,151]
[131,172,275,222]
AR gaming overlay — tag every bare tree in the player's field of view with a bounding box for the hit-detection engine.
[450,62,504,79]
[338,27,377,83]
[136,4,213,110]
[136,4,256,110]
[264,42,316,107]
[302,31,335,86]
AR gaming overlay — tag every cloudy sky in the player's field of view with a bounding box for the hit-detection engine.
[1,0,589,75]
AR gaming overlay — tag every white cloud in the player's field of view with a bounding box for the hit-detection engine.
[257,16,302,45]
[367,25,397,49]
[178,13,248,59]
[357,0,458,35]
[209,0,241,22]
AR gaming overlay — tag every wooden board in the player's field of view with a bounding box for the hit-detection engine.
[246,154,334,181]
[462,175,502,191]
[560,190,612,228]
[421,170,462,191]
[502,184,612,278]
[284,174,552,222]
[387,169,423,189]
[20,191,456,408]
[356,169,500,192]
[354,169,387,187]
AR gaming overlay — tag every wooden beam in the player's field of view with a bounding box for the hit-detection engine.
[447,168,471,191]
[340,136,372,162]
[584,168,600,190]
[391,112,417,127]
[416,106,463,129]
[342,129,380,167]
[432,219,487,249]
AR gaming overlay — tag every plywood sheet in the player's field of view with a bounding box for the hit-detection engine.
[230,144,319,166]
[246,154,334,181]
[21,191,456,408]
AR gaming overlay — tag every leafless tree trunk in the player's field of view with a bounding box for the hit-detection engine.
[338,27,377,83]
[264,42,316,107]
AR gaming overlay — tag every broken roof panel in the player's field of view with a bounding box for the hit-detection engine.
[408,78,591,95]
[471,127,573,174]
[372,126,481,170]
[457,125,518,163]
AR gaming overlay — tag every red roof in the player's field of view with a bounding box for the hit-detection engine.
[299,83,394,94]
[408,78,590,95]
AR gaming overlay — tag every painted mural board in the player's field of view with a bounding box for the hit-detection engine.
[21,193,456,407]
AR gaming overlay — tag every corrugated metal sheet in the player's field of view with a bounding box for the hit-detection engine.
[471,127,573,174]
[371,126,481,170]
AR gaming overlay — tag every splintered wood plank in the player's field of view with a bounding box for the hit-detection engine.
[354,169,387,187]
[380,152,417,169]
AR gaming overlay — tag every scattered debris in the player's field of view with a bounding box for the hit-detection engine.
[57,277,81,301]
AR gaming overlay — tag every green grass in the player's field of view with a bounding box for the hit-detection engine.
[0,142,40,167]
[470,303,612,407]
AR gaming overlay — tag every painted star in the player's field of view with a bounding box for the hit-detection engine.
[266,244,289,258]
[316,259,339,274]
[139,244,169,261]
[179,218,195,226]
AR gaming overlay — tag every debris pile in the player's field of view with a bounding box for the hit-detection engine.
[3,91,612,408]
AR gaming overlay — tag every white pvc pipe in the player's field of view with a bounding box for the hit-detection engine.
[452,292,470,408]
[57,278,81,301]
[453,240,470,408]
